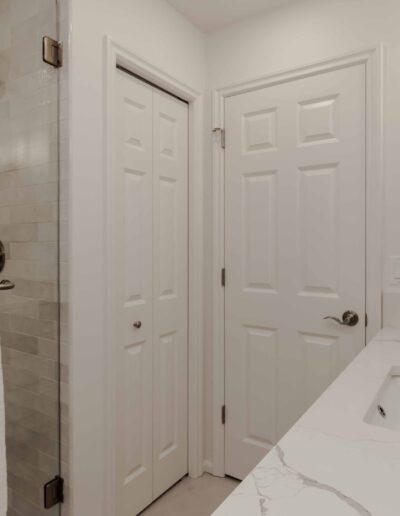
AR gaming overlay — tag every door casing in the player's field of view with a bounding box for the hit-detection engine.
[211,45,385,477]
[104,36,205,515]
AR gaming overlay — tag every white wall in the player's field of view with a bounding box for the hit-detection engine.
[68,0,400,498]
[68,1,205,514]
[203,0,400,468]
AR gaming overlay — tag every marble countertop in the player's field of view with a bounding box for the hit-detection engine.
[213,327,400,516]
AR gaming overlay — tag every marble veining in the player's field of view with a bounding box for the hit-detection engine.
[274,446,371,516]
[214,327,400,515]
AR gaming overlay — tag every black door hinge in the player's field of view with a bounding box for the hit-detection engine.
[43,36,63,68]
[221,405,226,425]
[44,476,64,509]
[221,268,226,287]
[365,313,368,327]
[220,129,226,149]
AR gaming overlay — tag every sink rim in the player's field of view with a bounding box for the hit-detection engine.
[364,365,400,431]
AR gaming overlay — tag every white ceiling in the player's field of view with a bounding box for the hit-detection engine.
[166,0,298,32]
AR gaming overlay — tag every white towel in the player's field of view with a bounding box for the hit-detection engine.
[0,344,6,516]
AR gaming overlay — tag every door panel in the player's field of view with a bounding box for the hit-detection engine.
[225,64,366,479]
[115,70,153,515]
[244,326,278,447]
[153,90,188,499]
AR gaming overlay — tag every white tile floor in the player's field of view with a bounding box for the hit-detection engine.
[140,474,239,516]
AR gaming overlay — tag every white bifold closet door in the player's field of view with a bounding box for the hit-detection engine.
[225,64,366,480]
[113,69,188,515]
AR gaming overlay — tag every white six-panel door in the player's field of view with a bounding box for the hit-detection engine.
[113,69,188,515]
[225,64,366,479]
[114,72,153,515]
[152,88,188,500]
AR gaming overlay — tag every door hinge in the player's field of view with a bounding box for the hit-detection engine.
[365,313,368,327]
[221,405,226,425]
[212,128,225,149]
[44,476,64,509]
[43,36,63,68]
[221,268,226,287]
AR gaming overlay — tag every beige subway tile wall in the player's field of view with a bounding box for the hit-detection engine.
[0,0,63,515]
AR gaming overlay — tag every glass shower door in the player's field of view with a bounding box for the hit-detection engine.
[0,0,62,514]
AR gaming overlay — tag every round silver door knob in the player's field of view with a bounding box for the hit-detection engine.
[133,321,142,329]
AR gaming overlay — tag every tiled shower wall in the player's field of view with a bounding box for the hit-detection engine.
[0,0,67,514]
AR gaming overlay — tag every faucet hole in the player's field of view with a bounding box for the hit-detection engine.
[377,404,387,418]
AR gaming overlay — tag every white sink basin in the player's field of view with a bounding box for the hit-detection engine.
[365,367,400,432]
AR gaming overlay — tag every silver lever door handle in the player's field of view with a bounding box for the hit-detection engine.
[324,310,359,327]
[0,279,15,291]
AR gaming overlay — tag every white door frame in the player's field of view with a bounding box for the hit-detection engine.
[104,36,204,514]
[211,45,385,477]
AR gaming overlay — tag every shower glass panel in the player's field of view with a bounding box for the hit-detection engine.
[0,0,61,514]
